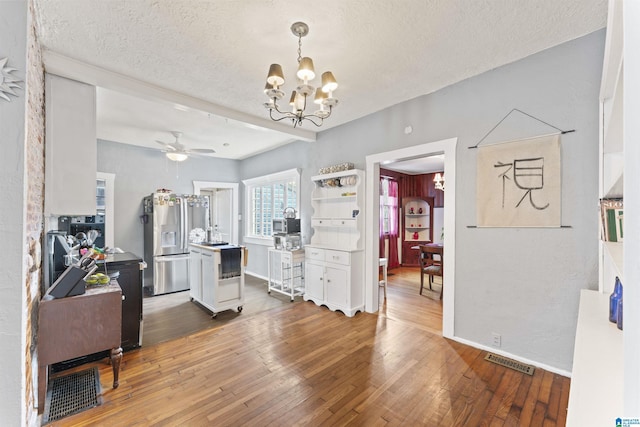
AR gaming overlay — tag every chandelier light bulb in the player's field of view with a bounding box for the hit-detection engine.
[321,71,338,93]
[314,89,327,105]
[296,57,316,82]
[266,64,285,87]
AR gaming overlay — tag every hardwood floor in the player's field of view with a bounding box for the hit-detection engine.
[47,268,570,426]
[141,274,293,347]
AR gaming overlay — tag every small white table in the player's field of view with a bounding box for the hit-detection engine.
[268,248,305,301]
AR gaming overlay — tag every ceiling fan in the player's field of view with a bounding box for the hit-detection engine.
[155,131,215,162]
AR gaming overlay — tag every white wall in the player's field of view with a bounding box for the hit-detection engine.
[241,30,604,372]
[433,207,444,244]
[0,2,28,425]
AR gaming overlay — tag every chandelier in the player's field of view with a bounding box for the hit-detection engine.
[263,22,338,128]
[434,173,445,191]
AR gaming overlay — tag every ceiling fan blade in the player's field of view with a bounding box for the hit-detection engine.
[189,148,216,154]
[155,140,177,151]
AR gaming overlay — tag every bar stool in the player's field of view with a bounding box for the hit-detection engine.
[379,258,388,299]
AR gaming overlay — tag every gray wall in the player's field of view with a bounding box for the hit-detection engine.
[97,139,240,258]
[96,29,603,372]
[0,2,27,424]
[241,30,604,372]
[239,140,309,277]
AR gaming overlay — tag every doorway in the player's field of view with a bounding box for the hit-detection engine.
[366,137,457,338]
[193,181,239,245]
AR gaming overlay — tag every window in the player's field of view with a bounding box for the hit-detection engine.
[380,177,398,236]
[243,169,300,243]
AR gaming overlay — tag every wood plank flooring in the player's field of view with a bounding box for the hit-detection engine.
[47,267,570,426]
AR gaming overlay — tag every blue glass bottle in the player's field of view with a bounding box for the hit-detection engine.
[617,296,623,330]
[609,276,622,323]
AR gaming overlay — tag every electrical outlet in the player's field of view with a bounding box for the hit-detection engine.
[492,333,501,347]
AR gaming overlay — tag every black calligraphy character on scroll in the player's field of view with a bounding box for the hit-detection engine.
[494,157,549,210]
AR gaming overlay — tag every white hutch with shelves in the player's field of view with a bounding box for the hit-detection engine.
[568,0,640,422]
[304,169,365,316]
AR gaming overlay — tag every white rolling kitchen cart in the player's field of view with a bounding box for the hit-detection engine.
[268,247,305,301]
[189,243,245,318]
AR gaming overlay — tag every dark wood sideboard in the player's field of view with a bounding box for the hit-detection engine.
[37,281,123,413]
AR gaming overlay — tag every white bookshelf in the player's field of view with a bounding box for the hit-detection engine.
[566,290,623,426]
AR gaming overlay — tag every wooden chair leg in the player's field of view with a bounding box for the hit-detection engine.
[429,274,433,290]
[419,271,424,295]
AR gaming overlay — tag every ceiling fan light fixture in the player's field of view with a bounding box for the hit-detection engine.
[166,151,188,162]
[263,22,338,128]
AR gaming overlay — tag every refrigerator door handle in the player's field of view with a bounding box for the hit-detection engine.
[155,253,191,262]
[182,197,189,251]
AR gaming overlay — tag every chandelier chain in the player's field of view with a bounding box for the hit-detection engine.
[297,35,302,63]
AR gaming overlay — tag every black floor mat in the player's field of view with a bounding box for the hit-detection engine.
[43,367,101,423]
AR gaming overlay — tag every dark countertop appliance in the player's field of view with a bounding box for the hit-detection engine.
[59,215,105,248]
[272,218,300,234]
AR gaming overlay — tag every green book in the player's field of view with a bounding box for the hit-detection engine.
[615,209,623,242]
[606,209,617,242]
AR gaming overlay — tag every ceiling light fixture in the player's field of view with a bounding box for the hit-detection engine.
[434,173,445,191]
[263,22,338,128]
[166,151,188,162]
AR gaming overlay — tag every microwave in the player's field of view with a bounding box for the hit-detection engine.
[273,218,300,234]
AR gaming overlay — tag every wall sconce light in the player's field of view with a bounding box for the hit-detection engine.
[434,172,445,191]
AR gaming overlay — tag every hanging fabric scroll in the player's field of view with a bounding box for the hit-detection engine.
[476,134,561,227]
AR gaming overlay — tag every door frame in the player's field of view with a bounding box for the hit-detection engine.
[193,181,239,245]
[365,137,457,338]
[97,172,115,248]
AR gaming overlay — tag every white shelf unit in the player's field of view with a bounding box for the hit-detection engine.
[568,0,629,423]
[566,290,623,426]
[308,169,365,251]
[598,0,624,296]
[305,169,365,316]
[268,248,305,301]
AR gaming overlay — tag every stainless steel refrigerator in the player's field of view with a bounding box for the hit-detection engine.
[143,193,210,295]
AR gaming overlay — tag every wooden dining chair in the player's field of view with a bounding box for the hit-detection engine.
[420,245,443,299]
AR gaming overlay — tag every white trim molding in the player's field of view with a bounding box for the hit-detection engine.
[366,137,457,339]
[192,180,239,245]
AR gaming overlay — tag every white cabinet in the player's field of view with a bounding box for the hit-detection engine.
[305,169,365,316]
[44,73,97,216]
[304,247,364,317]
[189,244,245,317]
[304,262,324,301]
[189,247,202,301]
[201,251,216,306]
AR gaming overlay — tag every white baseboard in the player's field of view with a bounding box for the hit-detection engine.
[448,335,572,378]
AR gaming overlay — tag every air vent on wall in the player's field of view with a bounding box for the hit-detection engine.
[485,353,535,376]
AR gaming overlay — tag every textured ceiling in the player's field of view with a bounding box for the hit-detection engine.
[33,0,607,159]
